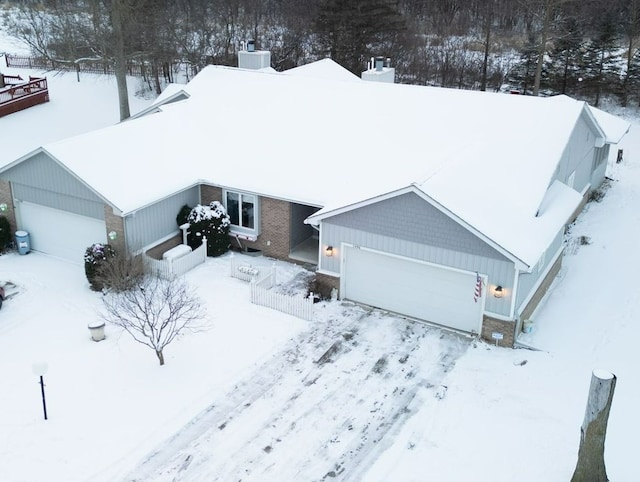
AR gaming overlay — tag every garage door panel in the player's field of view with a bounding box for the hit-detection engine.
[17,202,107,263]
[343,247,483,333]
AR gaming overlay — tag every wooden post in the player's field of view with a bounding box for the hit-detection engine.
[571,369,617,482]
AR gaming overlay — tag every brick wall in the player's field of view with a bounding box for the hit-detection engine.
[145,234,182,259]
[103,205,125,253]
[200,185,223,204]
[202,185,292,261]
[315,271,340,298]
[257,197,290,259]
[481,316,516,348]
[519,254,562,323]
[0,180,17,235]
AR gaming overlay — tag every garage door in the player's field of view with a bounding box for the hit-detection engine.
[342,246,484,333]
[16,201,107,263]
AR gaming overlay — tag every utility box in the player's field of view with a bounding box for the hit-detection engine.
[15,230,30,255]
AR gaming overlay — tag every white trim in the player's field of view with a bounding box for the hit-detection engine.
[316,268,340,277]
[509,263,520,320]
[223,188,260,237]
[484,311,514,322]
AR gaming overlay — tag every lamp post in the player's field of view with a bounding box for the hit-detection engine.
[31,362,48,420]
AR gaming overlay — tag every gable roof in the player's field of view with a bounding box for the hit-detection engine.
[284,58,360,82]
[2,63,628,268]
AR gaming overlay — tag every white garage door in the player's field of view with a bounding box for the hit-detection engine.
[17,201,107,264]
[342,246,484,333]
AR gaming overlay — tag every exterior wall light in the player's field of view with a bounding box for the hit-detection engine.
[108,231,118,241]
[0,203,7,212]
[494,285,504,298]
[325,246,333,257]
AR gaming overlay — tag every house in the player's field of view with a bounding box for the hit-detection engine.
[0,51,629,346]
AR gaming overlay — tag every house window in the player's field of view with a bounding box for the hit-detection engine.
[225,190,257,231]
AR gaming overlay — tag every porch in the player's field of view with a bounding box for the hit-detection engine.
[289,235,319,265]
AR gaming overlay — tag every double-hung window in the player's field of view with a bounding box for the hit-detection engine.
[225,190,258,235]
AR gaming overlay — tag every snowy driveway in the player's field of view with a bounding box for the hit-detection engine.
[126,303,471,481]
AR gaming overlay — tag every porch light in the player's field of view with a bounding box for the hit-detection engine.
[325,246,334,257]
[494,285,504,298]
[108,231,118,241]
[0,203,7,212]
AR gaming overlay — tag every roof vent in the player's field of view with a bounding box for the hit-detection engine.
[247,39,256,52]
[375,56,385,71]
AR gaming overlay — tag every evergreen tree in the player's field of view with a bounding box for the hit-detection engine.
[549,16,583,95]
[314,0,406,75]
[581,14,621,106]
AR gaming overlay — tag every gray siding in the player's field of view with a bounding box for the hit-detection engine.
[328,193,507,260]
[515,228,564,312]
[124,186,200,249]
[2,151,104,203]
[322,193,515,317]
[590,145,610,190]
[12,183,105,219]
[556,115,602,192]
[290,203,319,248]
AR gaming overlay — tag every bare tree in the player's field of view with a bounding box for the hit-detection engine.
[95,250,147,293]
[102,275,206,366]
[571,370,617,482]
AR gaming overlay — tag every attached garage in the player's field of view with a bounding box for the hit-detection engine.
[16,201,107,263]
[341,245,485,333]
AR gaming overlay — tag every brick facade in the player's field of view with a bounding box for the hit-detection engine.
[0,180,17,235]
[200,185,292,261]
[103,205,126,253]
[519,254,563,323]
[481,316,516,348]
[480,254,563,347]
[145,233,182,259]
[315,271,340,298]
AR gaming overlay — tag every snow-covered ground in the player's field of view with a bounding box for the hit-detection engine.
[1,28,640,482]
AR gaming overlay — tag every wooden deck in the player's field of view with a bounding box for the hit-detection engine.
[0,75,49,118]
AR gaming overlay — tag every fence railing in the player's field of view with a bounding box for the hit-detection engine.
[230,254,314,321]
[3,54,194,82]
[144,241,206,279]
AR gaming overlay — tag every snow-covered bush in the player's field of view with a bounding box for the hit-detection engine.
[176,204,192,227]
[84,243,115,291]
[185,201,231,257]
[0,216,11,252]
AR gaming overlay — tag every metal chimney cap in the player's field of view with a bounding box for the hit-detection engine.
[247,40,256,52]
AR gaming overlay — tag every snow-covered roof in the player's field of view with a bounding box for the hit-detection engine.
[285,58,360,82]
[26,63,627,268]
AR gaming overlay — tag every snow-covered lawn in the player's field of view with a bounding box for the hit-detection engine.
[1,32,639,481]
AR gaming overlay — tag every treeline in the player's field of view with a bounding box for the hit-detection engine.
[4,0,639,118]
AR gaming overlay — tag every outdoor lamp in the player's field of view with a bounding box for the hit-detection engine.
[108,231,117,241]
[494,285,504,298]
[0,203,7,212]
[325,246,333,257]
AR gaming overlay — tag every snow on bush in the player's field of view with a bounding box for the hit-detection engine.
[84,242,116,291]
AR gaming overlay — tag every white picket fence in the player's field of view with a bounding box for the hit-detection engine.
[144,241,207,279]
[230,254,314,321]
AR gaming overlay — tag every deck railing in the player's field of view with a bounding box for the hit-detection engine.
[0,76,49,117]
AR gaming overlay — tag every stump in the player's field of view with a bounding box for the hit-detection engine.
[571,369,617,482]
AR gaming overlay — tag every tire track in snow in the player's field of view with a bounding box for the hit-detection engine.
[126,307,471,482]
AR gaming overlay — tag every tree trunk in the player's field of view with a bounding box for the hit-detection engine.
[533,0,553,96]
[480,2,493,92]
[111,0,131,121]
[571,370,617,482]
[156,350,165,366]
